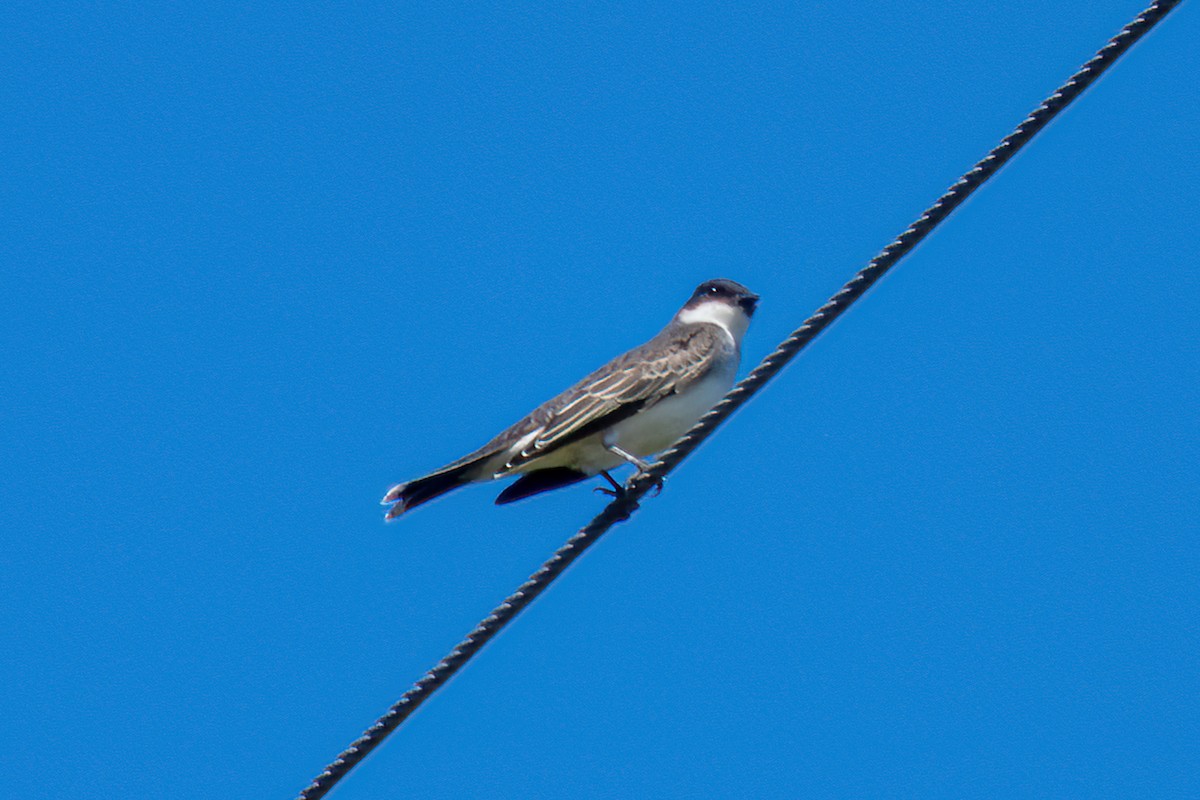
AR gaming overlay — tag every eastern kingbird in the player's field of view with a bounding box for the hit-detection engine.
[382,278,758,520]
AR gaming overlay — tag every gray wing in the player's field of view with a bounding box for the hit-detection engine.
[498,323,724,473]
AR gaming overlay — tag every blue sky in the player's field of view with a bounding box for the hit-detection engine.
[3,2,1197,798]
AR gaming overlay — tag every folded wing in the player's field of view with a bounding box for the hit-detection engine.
[498,325,722,474]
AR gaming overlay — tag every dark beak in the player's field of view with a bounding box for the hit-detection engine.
[739,293,760,315]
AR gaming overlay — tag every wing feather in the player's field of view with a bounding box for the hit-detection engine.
[501,324,724,471]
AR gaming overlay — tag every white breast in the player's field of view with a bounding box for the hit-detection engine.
[606,352,737,457]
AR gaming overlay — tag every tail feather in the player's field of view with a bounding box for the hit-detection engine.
[382,464,474,520]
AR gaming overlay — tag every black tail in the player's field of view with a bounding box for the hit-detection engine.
[382,464,474,520]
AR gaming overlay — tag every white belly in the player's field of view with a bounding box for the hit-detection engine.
[608,360,736,457]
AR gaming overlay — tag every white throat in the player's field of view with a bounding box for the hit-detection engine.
[677,300,750,345]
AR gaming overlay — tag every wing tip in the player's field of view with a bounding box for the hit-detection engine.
[494,467,589,505]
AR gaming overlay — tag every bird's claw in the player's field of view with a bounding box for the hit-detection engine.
[596,470,628,500]
[594,470,664,499]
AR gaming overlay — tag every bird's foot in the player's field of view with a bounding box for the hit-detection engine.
[593,469,664,499]
[640,473,665,497]
[593,470,626,499]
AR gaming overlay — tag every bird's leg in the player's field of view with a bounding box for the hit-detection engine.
[605,443,665,496]
[593,470,625,498]
[606,443,652,472]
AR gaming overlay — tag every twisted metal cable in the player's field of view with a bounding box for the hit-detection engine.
[298,2,1182,796]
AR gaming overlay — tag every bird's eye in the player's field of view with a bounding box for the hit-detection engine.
[708,286,720,294]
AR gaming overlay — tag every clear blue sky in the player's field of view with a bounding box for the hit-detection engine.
[3,2,1197,798]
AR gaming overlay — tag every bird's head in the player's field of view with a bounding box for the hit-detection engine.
[684,278,759,316]
[677,278,759,343]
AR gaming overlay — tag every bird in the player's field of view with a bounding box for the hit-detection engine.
[381,278,759,520]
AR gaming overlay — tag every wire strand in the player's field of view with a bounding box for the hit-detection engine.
[298,2,1182,796]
